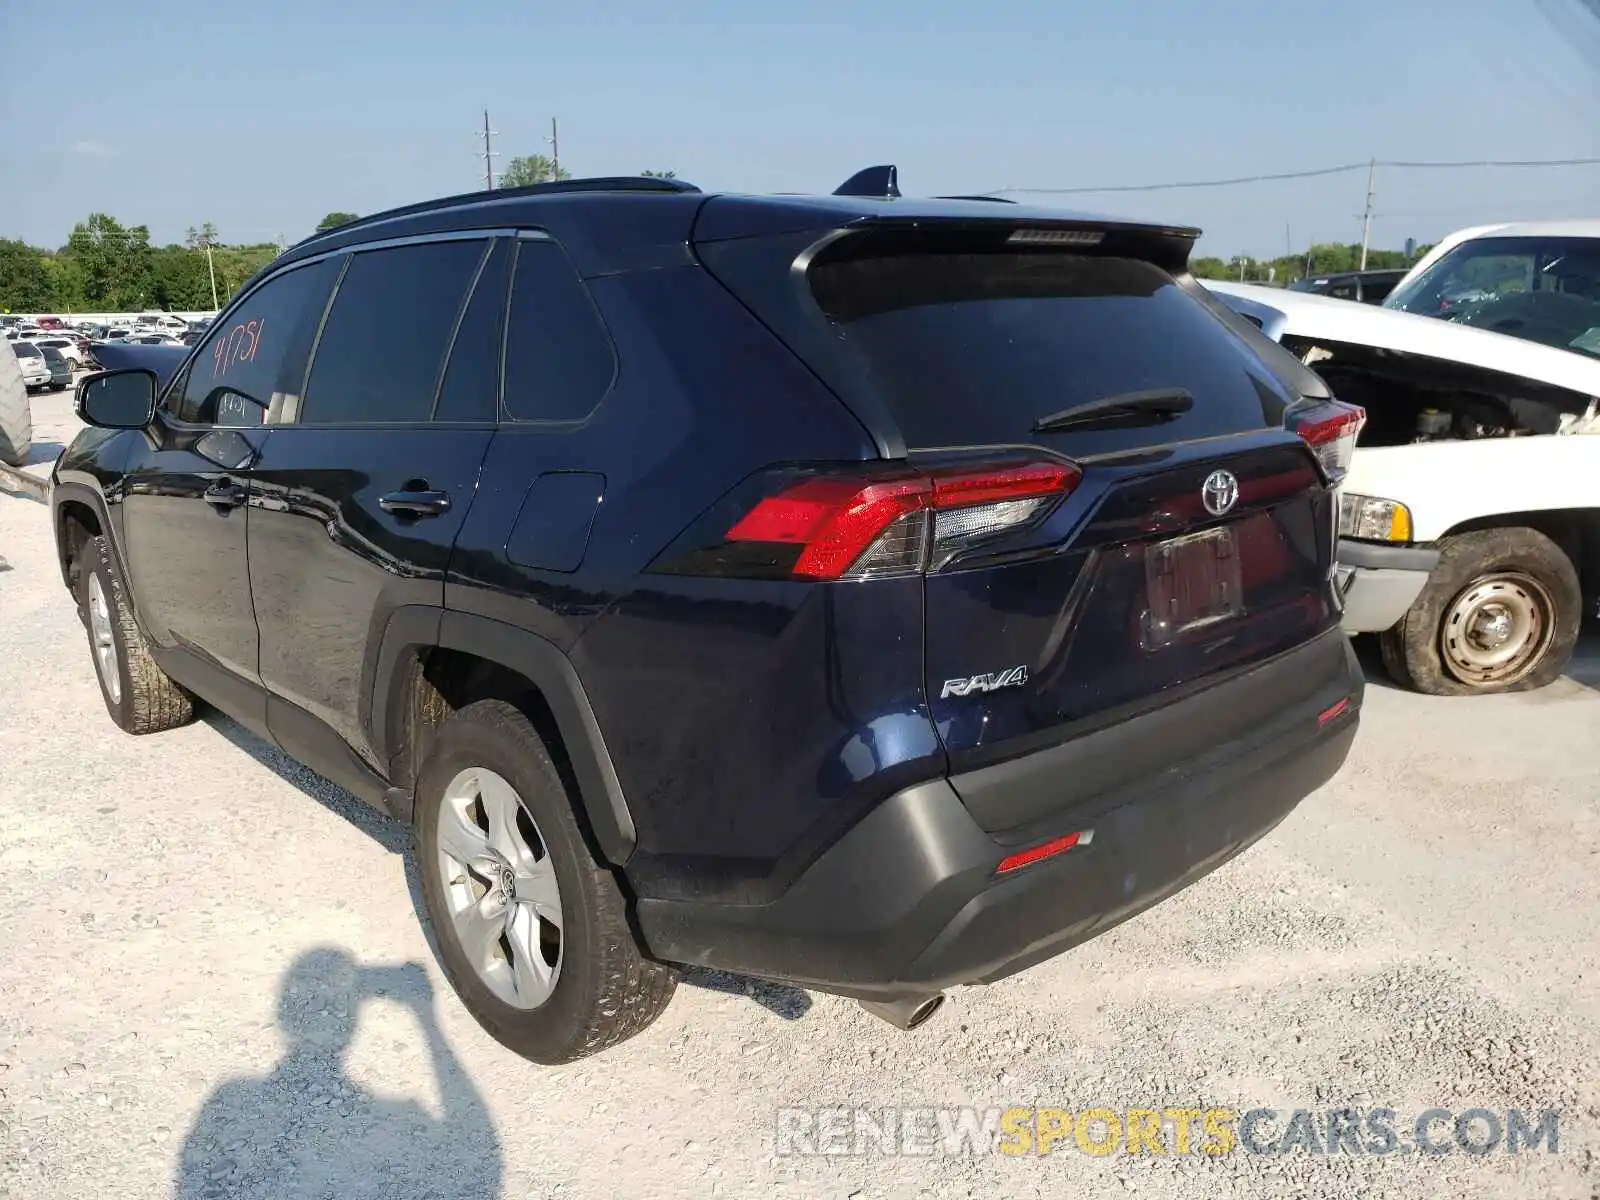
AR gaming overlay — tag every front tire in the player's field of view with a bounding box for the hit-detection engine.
[415,699,677,1063]
[77,536,195,732]
[1380,527,1581,695]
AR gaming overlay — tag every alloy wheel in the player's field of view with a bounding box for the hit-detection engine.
[435,767,564,1009]
[88,574,121,705]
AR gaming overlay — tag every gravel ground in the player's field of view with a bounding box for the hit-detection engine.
[1,468,1598,1200]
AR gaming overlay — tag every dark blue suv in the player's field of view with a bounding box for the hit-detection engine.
[53,172,1364,1062]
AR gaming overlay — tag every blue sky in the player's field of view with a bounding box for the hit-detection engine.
[1,0,1596,259]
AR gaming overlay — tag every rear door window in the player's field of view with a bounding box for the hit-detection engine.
[301,239,487,424]
[435,239,511,422]
[807,244,1290,452]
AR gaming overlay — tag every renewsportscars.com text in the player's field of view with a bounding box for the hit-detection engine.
[774,1106,1560,1158]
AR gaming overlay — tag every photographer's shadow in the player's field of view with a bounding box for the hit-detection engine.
[176,948,502,1199]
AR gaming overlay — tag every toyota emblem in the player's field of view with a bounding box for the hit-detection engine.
[1201,469,1239,516]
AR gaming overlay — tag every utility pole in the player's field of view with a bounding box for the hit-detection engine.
[548,117,559,179]
[1359,158,1376,271]
[481,109,498,189]
[202,234,219,312]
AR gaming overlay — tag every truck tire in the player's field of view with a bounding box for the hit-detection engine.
[1380,527,1581,695]
[77,535,196,733]
[0,359,31,467]
[415,699,678,1063]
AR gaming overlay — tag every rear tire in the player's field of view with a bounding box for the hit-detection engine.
[0,381,30,467]
[77,535,195,733]
[1382,527,1580,695]
[415,699,677,1063]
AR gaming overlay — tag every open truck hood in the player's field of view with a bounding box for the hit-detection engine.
[1206,280,1600,410]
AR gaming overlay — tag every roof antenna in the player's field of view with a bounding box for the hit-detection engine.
[833,165,900,199]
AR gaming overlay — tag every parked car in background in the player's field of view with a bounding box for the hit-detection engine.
[1209,279,1600,695]
[81,339,190,385]
[128,333,183,346]
[38,345,72,391]
[36,316,66,331]
[1289,269,1408,305]
[33,336,84,368]
[9,340,52,391]
[53,171,1364,1062]
[134,314,189,336]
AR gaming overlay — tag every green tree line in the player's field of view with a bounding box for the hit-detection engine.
[1191,242,1426,285]
[0,213,287,314]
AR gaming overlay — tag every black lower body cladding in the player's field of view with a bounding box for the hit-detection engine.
[633,628,1363,998]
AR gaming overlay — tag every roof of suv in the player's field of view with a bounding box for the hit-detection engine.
[278,174,1201,279]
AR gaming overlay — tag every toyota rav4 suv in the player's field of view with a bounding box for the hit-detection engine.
[53,171,1364,1062]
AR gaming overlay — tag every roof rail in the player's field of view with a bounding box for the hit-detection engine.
[295,175,701,249]
[935,194,1017,204]
[834,165,901,199]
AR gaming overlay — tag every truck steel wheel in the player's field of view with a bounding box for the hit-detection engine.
[1381,527,1580,696]
[1439,572,1555,687]
[415,699,677,1063]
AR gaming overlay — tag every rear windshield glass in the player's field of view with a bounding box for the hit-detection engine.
[807,250,1289,451]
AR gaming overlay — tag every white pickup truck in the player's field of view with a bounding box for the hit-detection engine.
[1208,220,1600,695]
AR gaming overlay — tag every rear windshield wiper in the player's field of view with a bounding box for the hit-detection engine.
[1033,388,1194,433]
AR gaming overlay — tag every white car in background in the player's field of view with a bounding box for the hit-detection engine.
[1208,242,1600,696]
[8,340,53,391]
[134,313,189,336]
[31,336,83,367]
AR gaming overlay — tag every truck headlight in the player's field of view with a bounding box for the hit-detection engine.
[1339,493,1413,542]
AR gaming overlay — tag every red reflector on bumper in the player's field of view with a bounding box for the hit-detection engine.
[995,830,1087,875]
[1318,697,1351,726]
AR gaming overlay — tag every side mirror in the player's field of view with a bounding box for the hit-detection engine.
[77,369,158,430]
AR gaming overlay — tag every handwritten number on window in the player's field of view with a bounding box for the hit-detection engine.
[211,318,265,380]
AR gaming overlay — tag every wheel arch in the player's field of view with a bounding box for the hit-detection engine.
[51,483,113,593]
[369,608,636,865]
[1440,507,1600,596]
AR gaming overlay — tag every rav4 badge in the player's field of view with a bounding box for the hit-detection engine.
[940,665,1028,699]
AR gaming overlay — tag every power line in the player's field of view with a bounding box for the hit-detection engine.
[987,156,1600,196]
[986,162,1368,196]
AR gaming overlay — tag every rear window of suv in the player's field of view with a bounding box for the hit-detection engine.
[805,243,1293,452]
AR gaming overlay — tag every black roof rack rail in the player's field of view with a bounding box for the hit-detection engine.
[833,165,900,199]
[296,175,701,249]
[935,194,1016,204]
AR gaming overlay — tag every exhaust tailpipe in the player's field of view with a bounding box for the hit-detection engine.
[857,993,946,1031]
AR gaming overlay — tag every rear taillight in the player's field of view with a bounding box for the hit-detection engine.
[714,460,1079,582]
[1287,400,1365,481]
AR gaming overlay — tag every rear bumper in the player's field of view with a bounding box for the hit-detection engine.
[635,628,1363,999]
[1336,538,1439,633]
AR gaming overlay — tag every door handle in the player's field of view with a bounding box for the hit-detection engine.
[379,489,452,519]
[203,480,246,509]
